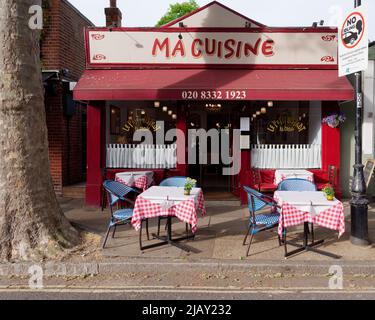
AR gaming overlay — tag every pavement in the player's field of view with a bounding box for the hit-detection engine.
[1,197,375,300]
[59,197,375,263]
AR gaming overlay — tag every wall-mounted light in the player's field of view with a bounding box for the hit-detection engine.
[154,101,160,108]
[256,111,261,116]
[163,106,168,112]
[172,114,177,120]
[253,114,257,118]
[168,110,173,115]
[261,107,267,114]
[268,101,274,107]
[141,110,146,115]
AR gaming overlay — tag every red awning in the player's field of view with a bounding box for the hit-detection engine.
[73,69,354,101]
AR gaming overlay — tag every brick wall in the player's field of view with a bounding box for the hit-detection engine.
[41,0,93,194]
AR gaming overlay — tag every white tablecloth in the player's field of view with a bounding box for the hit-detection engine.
[132,186,206,233]
[274,191,345,237]
[274,191,339,218]
[274,169,314,185]
[140,186,202,204]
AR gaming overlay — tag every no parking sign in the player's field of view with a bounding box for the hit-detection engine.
[338,5,368,77]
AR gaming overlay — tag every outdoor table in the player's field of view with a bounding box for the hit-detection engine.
[132,186,206,251]
[115,171,154,191]
[274,191,345,259]
[274,169,314,186]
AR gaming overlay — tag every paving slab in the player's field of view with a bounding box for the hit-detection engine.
[60,197,375,265]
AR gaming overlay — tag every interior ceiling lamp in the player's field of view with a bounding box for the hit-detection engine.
[261,107,267,114]
[252,114,257,118]
[168,110,173,115]
[162,106,168,112]
[256,111,261,116]
[172,114,177,120]
[154,101,160,108]
[205,103,222,112]
[141,110,146,115]
[268,101,274,107]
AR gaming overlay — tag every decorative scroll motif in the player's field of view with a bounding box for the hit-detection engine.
[93,54,106,61]
[322,35,336,41]
[91,34,105,40]
[321,56,335,62]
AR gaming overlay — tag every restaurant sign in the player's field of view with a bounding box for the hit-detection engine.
[267,117,307,133]
[86,28,338,68]
[122,115,161,133]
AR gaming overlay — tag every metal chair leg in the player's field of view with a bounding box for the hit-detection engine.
[243,224,251,245]
[102,226,111,249]
[246,233,254,257]
[112,225,117,238]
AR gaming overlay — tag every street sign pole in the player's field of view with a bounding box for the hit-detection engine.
[350,0,370,246]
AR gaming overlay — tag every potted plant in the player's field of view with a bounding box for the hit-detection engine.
[323,184,335,201]
[184,178,197,196]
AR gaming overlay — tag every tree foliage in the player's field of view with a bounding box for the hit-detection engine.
[156,0,199,27]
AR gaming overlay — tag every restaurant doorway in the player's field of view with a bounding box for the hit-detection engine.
[187,102,240,195]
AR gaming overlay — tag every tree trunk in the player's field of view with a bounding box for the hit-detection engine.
[0,0,79,262]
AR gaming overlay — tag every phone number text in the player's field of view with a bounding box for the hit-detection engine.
[182,90,247,100]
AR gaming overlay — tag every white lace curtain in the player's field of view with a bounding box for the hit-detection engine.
[106,144,177,169]
[251,144,321,169]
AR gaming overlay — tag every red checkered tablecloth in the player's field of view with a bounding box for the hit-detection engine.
[132,191,206,233]
[274,192,345,238]
[116,175,149,191]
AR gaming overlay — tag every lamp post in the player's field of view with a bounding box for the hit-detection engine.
[350,0,370,246]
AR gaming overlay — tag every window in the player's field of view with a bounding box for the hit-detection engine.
[250,101,322,169]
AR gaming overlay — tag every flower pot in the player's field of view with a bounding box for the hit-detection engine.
[184,189,191,196]
[326,194,334,201]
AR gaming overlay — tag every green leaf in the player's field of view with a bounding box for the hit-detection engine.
[156,1,200,27]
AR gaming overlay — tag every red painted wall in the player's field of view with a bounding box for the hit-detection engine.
[86,102,104,206]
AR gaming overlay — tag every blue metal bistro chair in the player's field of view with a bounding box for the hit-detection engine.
[102,180,147,248]
[159,177,193,187]
[243,186,281,257]
[158,177,197,237]
[277,178,317,191]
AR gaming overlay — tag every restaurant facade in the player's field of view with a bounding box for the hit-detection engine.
[73,1,354,206]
